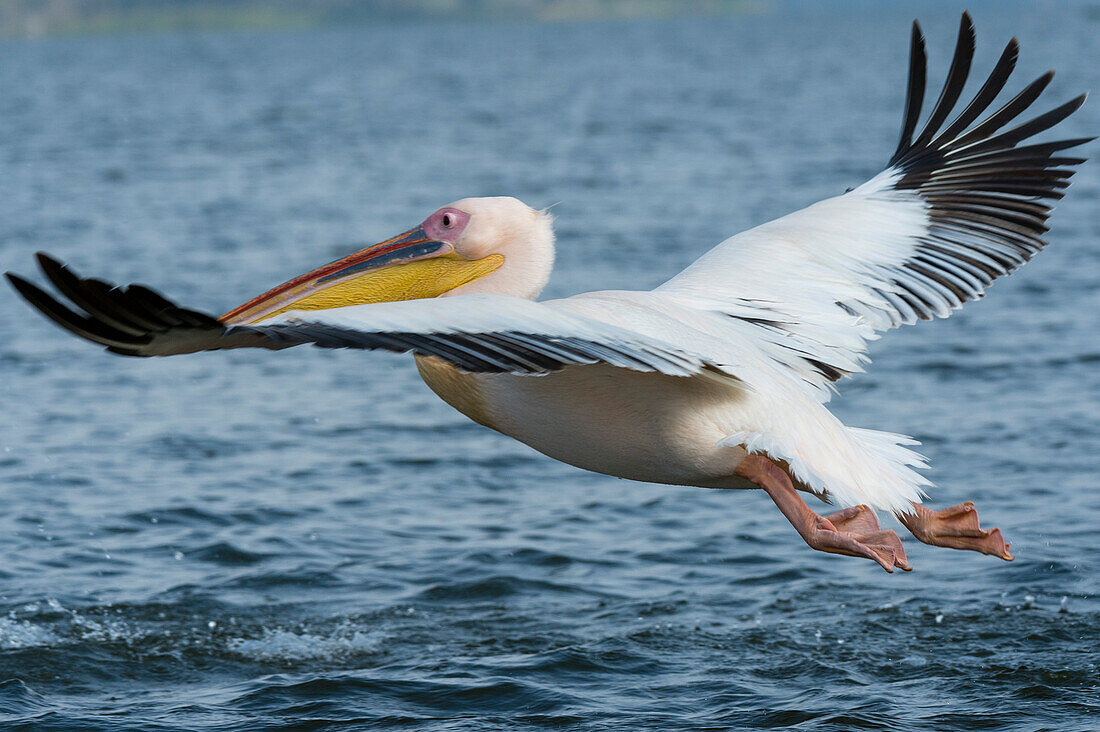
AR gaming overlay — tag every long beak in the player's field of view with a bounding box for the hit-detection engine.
[221,227,459,325]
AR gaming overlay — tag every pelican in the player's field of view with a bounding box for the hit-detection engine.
[7,14,1090,572]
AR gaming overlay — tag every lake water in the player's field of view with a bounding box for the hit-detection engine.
[1,2,1098,729]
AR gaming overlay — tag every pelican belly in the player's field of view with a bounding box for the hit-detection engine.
[414,355,499,430]
[415,356,750,487]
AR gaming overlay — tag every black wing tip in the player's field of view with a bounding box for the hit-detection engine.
[1065,91,1089,113]
[34,251,71,285]
[11,253,266,357]
[5,270,59,308]
[893,15,1088,169]
[34,251,65,273]
[959,11,976,43]
[895,20,929,161]
[5,270,37,298]
[33,252,79,292]
[909,10,979,151]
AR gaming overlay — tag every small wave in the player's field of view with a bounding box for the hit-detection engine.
[123,506,233,527]
[219,567,345,590]
[229,674,578,718]
[188,541,270,565]
[0,679,53,717]
[146,433,256,460]
[414,574,613,602]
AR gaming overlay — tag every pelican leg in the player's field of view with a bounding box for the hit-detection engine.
[897,501,1013,560]
[733,455,910,573]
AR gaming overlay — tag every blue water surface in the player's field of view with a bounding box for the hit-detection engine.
[1,2,1098,729]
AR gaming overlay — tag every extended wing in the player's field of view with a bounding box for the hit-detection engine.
[6,253,727,379]
[656,13,1091,395]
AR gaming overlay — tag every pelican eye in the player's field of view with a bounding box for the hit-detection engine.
[441,212,456,228]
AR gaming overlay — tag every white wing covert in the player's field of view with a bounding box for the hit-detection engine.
[656,13,1091,397]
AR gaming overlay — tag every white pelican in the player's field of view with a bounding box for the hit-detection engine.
[7,14,1090,572]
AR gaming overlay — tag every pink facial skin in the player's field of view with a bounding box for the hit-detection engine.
[422,208,471,243]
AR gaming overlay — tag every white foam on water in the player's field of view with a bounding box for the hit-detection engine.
[0,618,61,650]
[227,623,385,662]
[1,599,147,651]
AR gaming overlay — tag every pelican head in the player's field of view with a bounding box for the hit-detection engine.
[222,196,555,325]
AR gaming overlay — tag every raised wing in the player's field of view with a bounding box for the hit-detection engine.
[657,13,1091,394]
[6,253,726,378]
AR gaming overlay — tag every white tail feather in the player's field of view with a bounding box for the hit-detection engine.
[722,424,930,514]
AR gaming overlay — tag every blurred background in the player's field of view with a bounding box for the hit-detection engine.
[0,1,1097,729]
[1,0,769,37]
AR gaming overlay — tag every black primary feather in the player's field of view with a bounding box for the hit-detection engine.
[871,12,1092,328]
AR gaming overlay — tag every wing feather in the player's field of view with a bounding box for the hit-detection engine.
[6,254,733,380]
[657,12,1090,395]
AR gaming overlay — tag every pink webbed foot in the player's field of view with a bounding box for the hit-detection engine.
[734,455,912,574]
[812,505,912,573]
[898,501,1013,560]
